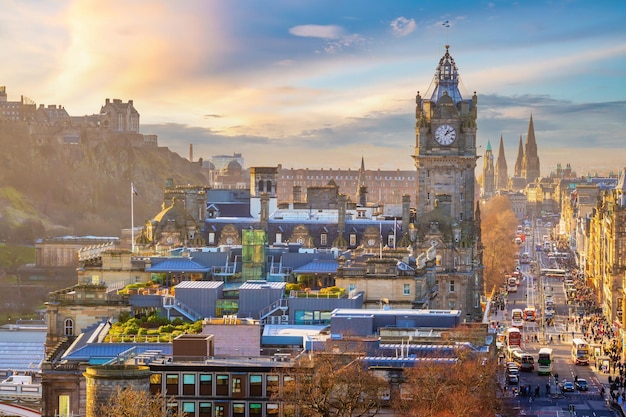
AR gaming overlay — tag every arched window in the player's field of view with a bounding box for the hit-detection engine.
[64,318,74,336]
[266,180,272,193]
[258,180,264,193]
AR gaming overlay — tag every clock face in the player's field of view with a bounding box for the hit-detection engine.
[435,124,456,145]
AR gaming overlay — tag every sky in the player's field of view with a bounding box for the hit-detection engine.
[2,0,625,176]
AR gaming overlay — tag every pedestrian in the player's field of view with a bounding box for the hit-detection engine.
[546,382,550,395]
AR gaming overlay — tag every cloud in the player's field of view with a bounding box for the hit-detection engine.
[390,17,416,37]
[289,25,345,39]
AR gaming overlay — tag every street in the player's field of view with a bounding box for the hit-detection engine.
[491,222,622,417]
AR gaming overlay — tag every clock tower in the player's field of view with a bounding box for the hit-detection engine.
[411,45,483,320]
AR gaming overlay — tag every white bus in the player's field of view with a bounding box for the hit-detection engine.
[541,268,567,279]
[511,308,524,328]
[537,347,553,375]
[507,276,518,292]
[571,338,590,365]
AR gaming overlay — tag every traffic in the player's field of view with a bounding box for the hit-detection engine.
[488,215,621,416]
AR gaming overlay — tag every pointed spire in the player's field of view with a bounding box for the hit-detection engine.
[522,114,540,183]
[514,135,524,177]
[495,135,508,190]
[356,157,367,206]
[486,140,492,152]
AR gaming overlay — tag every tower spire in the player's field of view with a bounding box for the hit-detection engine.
[521,114,540,183]
[356,156,367,206]
[514,135,524,177]
[495,134,508,190]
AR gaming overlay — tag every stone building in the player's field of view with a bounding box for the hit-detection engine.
[412,45,483,320]
[99,98,140,133]
[482,140,495,199]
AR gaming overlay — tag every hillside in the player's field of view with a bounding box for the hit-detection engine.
[0,120,207,238]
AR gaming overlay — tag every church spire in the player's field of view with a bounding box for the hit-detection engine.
[495,134,508,190]
[521,114,540,183]
[356,156,367,206]
[514,135,524,177]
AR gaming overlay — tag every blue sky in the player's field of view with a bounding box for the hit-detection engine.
[1,0,625,175]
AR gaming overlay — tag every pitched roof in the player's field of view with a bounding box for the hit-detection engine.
[293,259,338,274]
[146,258,211,272]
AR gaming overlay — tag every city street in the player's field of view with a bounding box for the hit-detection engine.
[491,223,622,417]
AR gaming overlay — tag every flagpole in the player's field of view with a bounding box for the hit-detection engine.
[131,182,135,253]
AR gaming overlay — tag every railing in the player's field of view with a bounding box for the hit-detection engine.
[0,382,42,401]
[162,296,203,321]
[259,299,288,322]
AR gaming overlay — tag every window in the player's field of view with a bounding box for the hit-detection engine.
[249,403,263,416]
[183,373,195,395]
[348,283,356,293]
[209,232,215,244]
[249,375,263,396]
[165,374,179,395]
[216,374,229,396]
[215,404,225,417]
[266,375,279,396]
[63,319,74,336]
[149,373,162,395]
[320,233,327,246]
[387,235,395,248]
[449,280,455,292]
[183,402,195,414]
[199,374,212,395]
[199,402,213,417]
[58,394,70,417]
[232,376,242,394]
[233,403,245,417]
[267,404,280,415]
[350,233,357,246]
[276,232,282,243]
[403,284,411,296]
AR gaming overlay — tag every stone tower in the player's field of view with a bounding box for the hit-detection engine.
[495,135,508,190]
[521,114,540,184]
[482,140,495,199]
[412,45,483,321]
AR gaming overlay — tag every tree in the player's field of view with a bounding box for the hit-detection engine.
[392,353,511,417]
[274,348,389,417]
[97,386,185,417]
[481,196,519,294]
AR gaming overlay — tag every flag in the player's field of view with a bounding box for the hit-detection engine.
[132,183,138,196]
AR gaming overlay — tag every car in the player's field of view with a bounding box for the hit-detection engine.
[562,381,575,392]
[507,374,519,385]
[575,379,588,391]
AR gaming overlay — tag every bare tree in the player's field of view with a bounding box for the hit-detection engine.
[392,353,510,417]
[97,386,186,417]
[274,349,389,417]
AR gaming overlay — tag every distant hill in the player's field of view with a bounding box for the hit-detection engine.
[0,120,207,238]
